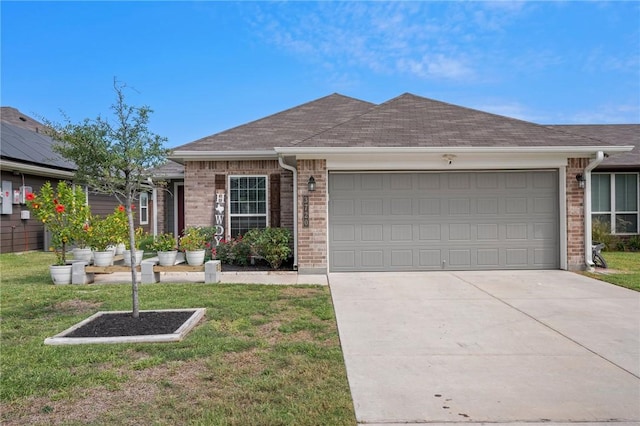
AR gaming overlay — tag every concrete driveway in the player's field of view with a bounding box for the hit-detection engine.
[329,270,640,425]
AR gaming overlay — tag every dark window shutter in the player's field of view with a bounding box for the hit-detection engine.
[270,174,280,227]
[215,174,226,190]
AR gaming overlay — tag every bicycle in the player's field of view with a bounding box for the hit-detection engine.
[592,242,607,269]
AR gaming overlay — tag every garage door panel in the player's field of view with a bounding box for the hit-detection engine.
[361,199,383,215]
[329,171,559,272]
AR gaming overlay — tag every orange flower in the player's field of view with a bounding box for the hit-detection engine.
[118,205,125,212]
[55,204,65,213]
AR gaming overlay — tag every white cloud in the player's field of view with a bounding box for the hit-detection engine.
[397,54,473,80]
[246,2,531,83]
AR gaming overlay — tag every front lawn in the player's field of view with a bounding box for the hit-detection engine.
[583,251,640,291]
[0,252,355,425]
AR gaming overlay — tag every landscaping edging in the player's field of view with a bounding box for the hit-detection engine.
[44,308,206,345]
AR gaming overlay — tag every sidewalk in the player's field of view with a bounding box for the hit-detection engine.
[88,270,328,285]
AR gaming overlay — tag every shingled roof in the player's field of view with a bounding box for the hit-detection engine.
[175,93,375,152]
[549,125,639,168]
[173,93,629,159]
[295,93,616,148]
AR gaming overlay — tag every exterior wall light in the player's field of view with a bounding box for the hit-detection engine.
[576,173,585,189]
[307,176,316,192]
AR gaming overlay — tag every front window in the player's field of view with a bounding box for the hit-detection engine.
[139,192,149,225]
[592,173,638,234]
[229,176,267,237]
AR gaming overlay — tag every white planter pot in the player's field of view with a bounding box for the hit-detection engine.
[115,243,126,255]
[49,265,72,285]
[93,250,115,267]
[157,250,178,266]
[124,249,144,266]
[72,247,93,262]
[185,249,206,266]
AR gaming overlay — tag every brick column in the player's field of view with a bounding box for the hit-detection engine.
[297,159,327,274]
[566,158,590,270]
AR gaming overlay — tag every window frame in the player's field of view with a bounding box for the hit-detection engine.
[227,175,269,238]
[591,172,639,235]
[139,192,149,225]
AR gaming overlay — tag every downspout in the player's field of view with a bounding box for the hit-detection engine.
[278,156,298,269]
[584,151,604,268]
[152,187,158,236]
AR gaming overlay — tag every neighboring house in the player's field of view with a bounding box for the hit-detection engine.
[550,125,639,239]
[0,107,149,253]
[162,93,634,273]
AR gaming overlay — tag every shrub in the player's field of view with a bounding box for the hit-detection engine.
[628,236,640,252]
[215,235,252,266]
[249,227,292,270]
[592,219,618,251]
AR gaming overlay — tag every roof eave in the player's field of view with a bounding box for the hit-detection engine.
[274,146,634,156]
[169,150,277,163]
[0,159,76,179]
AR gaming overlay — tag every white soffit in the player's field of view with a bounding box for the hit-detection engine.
[275,146,633,171]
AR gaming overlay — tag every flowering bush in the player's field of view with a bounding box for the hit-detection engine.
[214,235,252,266]
[125,227,146,250]
[109,205,129,245]
[26,181,89,265]
[85,215,116,251]
[179,227,207,251]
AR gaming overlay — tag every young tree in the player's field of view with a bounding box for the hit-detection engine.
[49,80,170,318]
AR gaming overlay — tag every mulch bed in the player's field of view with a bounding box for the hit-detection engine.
[66,311,195,338]
[220,257,294,272]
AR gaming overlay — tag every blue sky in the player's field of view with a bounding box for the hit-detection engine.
[2,1,639,148]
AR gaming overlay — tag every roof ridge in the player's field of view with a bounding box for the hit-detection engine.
[176,93,374,149]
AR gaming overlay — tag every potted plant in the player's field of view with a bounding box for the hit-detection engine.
[87,215,117,266]
[26,181,88,284]
[150,233,178,266]
[123,227,146,266]
[110,205,128,255]
[180,227,207,266]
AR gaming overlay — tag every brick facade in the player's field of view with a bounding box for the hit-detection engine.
[172,158,591,273]
[567,158,590,270]
[182,159,294,235]
[297,159,328,274]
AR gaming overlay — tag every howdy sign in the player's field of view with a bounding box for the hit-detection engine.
[214,190,225,246]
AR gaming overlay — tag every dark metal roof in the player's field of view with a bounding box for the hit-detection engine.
[174,93,375,152]
[549,125,639,168]
[1,121,75,170]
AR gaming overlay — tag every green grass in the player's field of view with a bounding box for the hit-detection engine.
[0,252,355,425]
[584,251,640,291]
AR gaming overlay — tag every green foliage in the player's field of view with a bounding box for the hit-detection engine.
[592,219,618,251]
[26,181,89,264]
[247,228,292,269]
[215,235,252,266]
[179,227,207,251]
[45,80,171,315]
[149,233,177,252]
[583,251,640,291]
[214,228,292,269]
[85,215,116,251]
[628,236,640,251]
[0,253,354,424]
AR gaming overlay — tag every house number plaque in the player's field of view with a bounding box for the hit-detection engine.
[302,195,309,228]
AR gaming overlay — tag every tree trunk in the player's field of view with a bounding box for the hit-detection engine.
[127,203,139,318]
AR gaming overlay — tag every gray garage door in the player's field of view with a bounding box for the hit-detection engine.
[329,171,559,272]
